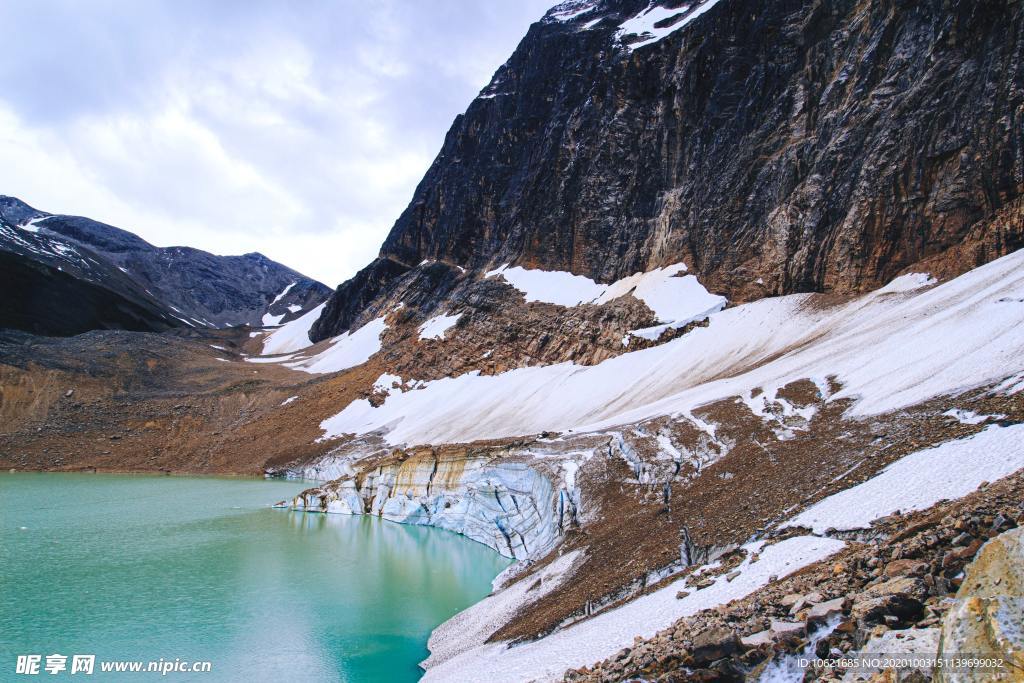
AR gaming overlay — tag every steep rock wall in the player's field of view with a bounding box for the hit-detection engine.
[314,0,1024,339]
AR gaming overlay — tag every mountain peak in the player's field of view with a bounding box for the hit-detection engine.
[0,195,48,226]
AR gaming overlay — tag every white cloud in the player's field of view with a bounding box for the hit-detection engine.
[0,0,553,285]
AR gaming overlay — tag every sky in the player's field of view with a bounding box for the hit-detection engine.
[0,0,553,287]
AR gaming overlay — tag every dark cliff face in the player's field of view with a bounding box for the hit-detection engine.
[314,0,1024,340]
[0,249,178,336]
[0,196,331,334]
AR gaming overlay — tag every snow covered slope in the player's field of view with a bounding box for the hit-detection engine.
[320,249,1024,447]
[423,535,844,682]
[784,424,1024,534]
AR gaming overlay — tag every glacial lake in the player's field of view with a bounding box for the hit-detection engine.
[0,472,510,681]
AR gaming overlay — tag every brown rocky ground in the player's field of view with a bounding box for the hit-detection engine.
[0,328,386,475]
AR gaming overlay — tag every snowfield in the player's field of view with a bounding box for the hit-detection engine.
[485,264,608,306]
[784,424,1024,534]
[321,249,1024,446]
[286,317,387,375]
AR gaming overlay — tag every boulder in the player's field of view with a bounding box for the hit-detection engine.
[740,630,773,648]
[852,577,928,625]
[779,593,802,608]
[805,597,846,630]
[739,618,809,651]
[884,559,928,578]
[937,527,1024,681]
[769,620,805,637]
[690,627,740,667]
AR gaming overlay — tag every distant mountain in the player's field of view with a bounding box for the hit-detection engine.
[0,196,330,336]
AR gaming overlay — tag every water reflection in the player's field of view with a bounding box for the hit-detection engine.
[1,473,509,682]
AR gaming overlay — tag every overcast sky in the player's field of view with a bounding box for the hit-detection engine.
[0,0,552,286]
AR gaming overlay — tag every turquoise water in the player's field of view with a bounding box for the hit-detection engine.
[0,473,509,681]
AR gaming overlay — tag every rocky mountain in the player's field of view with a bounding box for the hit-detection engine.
[313,0,1023,341]
[0,196,331,335]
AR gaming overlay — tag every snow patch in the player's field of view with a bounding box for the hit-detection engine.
[261,312,285,327]
[486,262,725,335]
[656,434,682,460]
[245,353,299,364]
[784,424,1024,534]
[547,1,598,22]
[942,408,1003,425]
[373,373,404,394]
[486,264,606,306]
[418,313,462,341]
[600,264,726,338]
[286,317,387,375]
[994,372,1024,396]
[261,303,325,355]
[17,216,48,233]
[269,282,296,306]
[616,0,724,52]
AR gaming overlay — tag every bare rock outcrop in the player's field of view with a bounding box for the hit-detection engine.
[937,526,1024,681]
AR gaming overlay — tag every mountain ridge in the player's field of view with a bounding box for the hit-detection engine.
[0,195,331,335]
